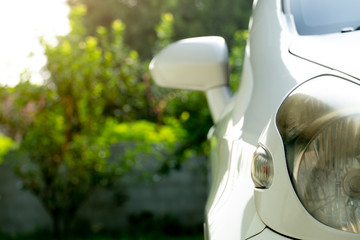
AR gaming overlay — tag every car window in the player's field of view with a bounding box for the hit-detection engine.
[286,0,360,35]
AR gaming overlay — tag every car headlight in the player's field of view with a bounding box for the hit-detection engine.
[277,75,360,234]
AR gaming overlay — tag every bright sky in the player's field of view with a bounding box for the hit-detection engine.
[0,0,70,86]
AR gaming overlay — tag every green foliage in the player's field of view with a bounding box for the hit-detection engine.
[0,80,47,140]
[68,0,252,58]
[0,5,152,237]
[229,30,248,92]
[155,13,174,53]
[171,0,251,48]
[0,2,250,237]
[0,4,222,236]
[104,120,186,146]
[0,134,17,163]
[68,0,173,58]
[45,6,147,123]
[63,1,250,165]
[101,119,189,177]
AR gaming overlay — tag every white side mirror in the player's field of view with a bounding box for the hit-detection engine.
[149,36,232,123]
[149,36,229,91]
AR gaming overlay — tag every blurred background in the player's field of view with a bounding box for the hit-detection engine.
[0,0,251,239]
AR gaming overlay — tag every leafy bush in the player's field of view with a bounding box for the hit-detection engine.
[0,135,17,163]
[0,6,184,237]
[0,3,248,238]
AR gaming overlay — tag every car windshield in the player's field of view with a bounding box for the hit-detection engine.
[288,0,360,35]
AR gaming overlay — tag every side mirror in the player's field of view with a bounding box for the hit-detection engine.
[149,36,232,123]
[150,36,229,91]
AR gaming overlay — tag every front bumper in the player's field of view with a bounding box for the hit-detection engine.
[248,228,294,240]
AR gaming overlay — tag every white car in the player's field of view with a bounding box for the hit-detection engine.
[149,0,360,239]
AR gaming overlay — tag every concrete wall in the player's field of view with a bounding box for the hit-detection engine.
[0,155,208,234]
[0,166,52,235]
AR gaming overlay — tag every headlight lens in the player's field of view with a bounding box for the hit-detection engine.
[297,117,360,233]
[277,76,360,234]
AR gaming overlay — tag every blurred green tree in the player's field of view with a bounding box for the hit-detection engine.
[0,3,249,236]
[171,0,251,46]
[60,2,250,169]
[62,1,250,163]
[143,12,213,171]
[68,0,175,58]
[67,0,252,58]
[0,6,185,236]
[16,6,143,235]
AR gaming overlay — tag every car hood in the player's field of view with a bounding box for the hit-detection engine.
[289,31,360,79]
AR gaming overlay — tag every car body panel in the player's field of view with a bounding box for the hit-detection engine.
[240,0,332,144]
[150,0,360,239]
[205,125,265,239]
[205,0,360,239]
[290,31,360,80]
[248,228,292,240]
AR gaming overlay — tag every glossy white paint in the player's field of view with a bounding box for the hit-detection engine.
[150,0,360,239]
[149,36,232,123]
[149,36,229,91]
[205,113,266,239]
[290,31,360,80]
[243,0,360,239]
[240,0,332,145]
[205,87,233,123]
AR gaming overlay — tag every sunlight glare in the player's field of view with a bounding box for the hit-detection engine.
[0,0,70,86]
